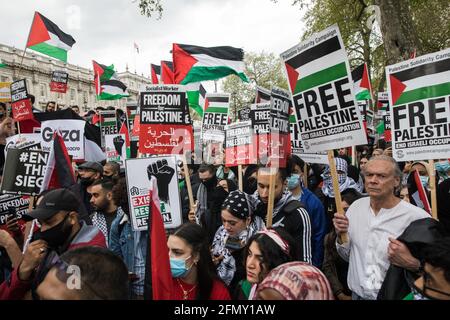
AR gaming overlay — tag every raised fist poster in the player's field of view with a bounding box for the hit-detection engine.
[105,134,127,168]
[125,156,182,231]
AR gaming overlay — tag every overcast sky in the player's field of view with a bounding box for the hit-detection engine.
[0,0,306,81]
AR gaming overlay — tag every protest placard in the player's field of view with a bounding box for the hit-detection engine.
[387,47,450,161]
[255,86,271,103]
[50,71,68,93]
[10,79,33,122]
[0,194,30,228]
[99,110,118,148]
[269,87,291,167]
[281,24,367,152]
[139,85,193,155]
[40,119,85,160]
[0,82,11,103]
[250,102,271,164]
[238,106,251,122]
[225,120,255,166]
[125,156,182,231]
[201,93,230,142]
[5,133,42,157]
[105,134,127,167]
[0,148,48,196]
[126,104,138,141]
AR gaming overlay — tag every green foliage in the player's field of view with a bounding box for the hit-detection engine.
[222,52,288,120]
[135,0,164,19]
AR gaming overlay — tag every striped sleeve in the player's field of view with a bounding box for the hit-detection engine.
[297,207,313,264]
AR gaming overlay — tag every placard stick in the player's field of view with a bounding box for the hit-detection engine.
[328,150,349,243]
[351,146,356,166]
[182,152,195,211]
[428,160,438,220]
[238,165,243,191]
[303,163,308,189]
[266,167,277,228]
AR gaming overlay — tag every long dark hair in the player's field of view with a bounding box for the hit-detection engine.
[173,223,223,300]
[243,227,298,283]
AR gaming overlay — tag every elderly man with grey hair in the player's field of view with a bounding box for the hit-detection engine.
[333,155,429,300]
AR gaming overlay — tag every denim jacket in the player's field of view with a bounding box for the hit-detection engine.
[109,208,148,281]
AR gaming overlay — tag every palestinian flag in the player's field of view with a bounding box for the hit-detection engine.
[387,49,450,107]
[151,64,161,84]
[0,58,6,68]
[40,131,76,193]
[93,61,129,100]
[407,170,432,215]
[186,82,207,118]
[255,86,271,103]
[204,93,229,115]
[351,63,372,101]
[173,43,248,85]
[377,92,389,112]
[119,121,131,158]
[284,34,348,96]
[26,12,76,62]
[161,61,174,84]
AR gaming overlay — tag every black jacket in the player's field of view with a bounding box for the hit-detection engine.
[377,218,448,300]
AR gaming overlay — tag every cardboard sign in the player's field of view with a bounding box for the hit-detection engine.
[238,106,251,122]
[201,93,230,143]
[250,102,271,165]
[281,25,367,152]
[225,121,256,166]
[0,148,48,196]
[126,104,138,141]
[0,194,30,228]
[290,114,328,164]
[5,133,42,157]
[40,119,85,160]
[387,47,450,161]
[0,82,12,103]
[10,79,33,122]
[105,134,127,168]
[50,71,68,93]
[125,156,182,231]
[139,85,193,155]
[99,110,118,148]
[269,87,291,167]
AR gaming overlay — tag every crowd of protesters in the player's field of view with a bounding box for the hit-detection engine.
[0,101,450,300]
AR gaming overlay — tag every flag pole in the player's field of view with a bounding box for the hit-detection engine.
[328,150,348,243]
[428,160,438,220]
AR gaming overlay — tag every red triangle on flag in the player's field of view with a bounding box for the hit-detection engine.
[204,98,210,112]
[285,63,299,94]
[27,12,51,47]
[360,64,372,91]
[389,75,407,105]
[119,121,130,147]
[173,43,198,84]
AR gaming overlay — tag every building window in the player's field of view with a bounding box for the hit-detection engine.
[40,84,46,98]
[70,89,76,100]
[1,76,9,82]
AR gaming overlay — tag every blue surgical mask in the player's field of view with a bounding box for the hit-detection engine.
[419,176,429,189]
[287,174,301,190]
[435,161,450,174]
[170,256,192,278]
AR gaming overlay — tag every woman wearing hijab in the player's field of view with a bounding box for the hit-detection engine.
[255,261,333,300]
[211,190,265,291]
[316,157,363,232]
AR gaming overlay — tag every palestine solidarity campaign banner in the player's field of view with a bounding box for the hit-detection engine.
[281,24,367,152]
[387,47,450,161]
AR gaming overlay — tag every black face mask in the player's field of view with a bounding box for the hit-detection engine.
[103,175,113,181]
[202,176,217,189]
[79,176,94,186]
[33,215,73,250]
[244,177,257,195]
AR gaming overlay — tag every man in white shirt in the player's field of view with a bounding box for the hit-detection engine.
[333,155,429,300]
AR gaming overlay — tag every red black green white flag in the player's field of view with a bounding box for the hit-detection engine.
[173,43,248,85]
[26,12,76,63]
[151,64,161,84]
[351,63,372,101]
[93,60,129,100]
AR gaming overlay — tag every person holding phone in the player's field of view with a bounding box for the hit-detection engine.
[211,190,264,291]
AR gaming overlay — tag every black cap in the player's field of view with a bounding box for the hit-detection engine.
[77,161,103,175]
[24,188,80,221]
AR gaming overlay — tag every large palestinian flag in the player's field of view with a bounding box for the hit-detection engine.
[93,61,129,100]
[351,63,372,101]
[151,64,161,84]
[173,43,248,85]
[26,12,76,62]
[186,83,207,118]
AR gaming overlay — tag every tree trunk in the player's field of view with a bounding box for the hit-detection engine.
[375,0,421,64]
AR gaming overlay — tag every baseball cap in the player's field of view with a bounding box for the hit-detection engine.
[23,188,80,221]
[78,161,104,175]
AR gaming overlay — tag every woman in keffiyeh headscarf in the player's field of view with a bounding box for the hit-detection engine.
[255,261,334,300]
[211,190,265,291]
